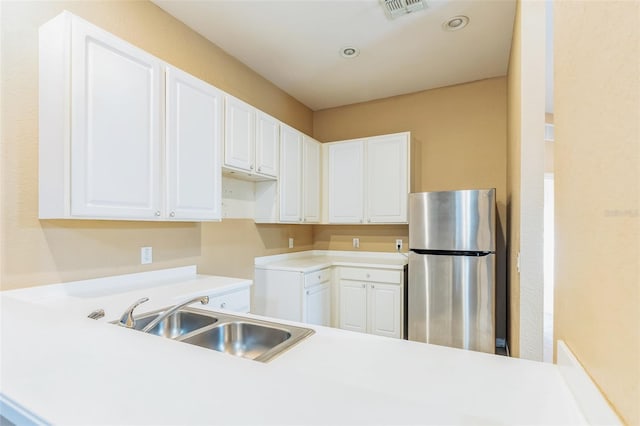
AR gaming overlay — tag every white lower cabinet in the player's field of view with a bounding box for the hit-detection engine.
[303,281,330,326]
[339,280,368,333]
[197,284,251,314]
[368,282,402,338]
[338,267,403,339]
[253,267,331,326]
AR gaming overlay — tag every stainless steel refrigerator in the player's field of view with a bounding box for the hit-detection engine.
[408,189,496,354]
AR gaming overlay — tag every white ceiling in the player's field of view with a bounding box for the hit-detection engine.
[152,0,516,111]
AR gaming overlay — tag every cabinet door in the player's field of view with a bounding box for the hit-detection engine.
[304,282,330,326]
[279,125,303,222]
[366,134,408,223]
[368,283,401,338]
[203,287,251,313]
[255,111,279,177]
[70,18,162,218]
[224,96,255,172]
[339,280,367,333]
[253,269,303,322]
[302,136,321,223]
[328,141,364,223]
[165,66,222,221]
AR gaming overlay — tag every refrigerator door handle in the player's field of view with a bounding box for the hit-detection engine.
[410,249,493,257]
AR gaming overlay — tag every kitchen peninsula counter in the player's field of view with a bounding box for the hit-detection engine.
[1,266,592,425]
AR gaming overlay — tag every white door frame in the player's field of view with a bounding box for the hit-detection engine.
[517,0,546,361]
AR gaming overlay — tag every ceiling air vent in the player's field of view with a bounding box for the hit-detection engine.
[380,0,427,20]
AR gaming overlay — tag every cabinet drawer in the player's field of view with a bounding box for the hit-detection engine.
[205,287,251,313]
[339,267,401,284]
[304,268,331,288]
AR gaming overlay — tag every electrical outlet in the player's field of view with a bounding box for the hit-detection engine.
[353,238,360,249]
[141,247,152,264]
[289,238,294,249]
[395,239,403,251]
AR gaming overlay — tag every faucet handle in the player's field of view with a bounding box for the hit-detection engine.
[118,297,149,328]
[88,309,105,320]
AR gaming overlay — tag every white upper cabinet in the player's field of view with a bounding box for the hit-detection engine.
[279,124,303,222]
[165,66,223,221]
[277,127,321,223]
[302,136,321,223]
[70,17,163,219]
[223,96,279,180]
[327,133,409,224]
[366,134,408,223]
[328,141,365,223]
[39,12,222,221]
[223,96,255,173]
[255,111,279,178]
[40,12,163,220]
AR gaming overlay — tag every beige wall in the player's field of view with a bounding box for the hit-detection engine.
[313,77,508,342]
[313,225,408,253]
[506,0,522,358]
[199,220,314,279]
[0,1,313,290]
[554,1,639,424]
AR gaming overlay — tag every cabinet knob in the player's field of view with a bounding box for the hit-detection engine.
[306,291,310,295]
[155,210,161,217]
[371,284,375,289]
[250,165,254,170]
[169,211,176,217]
[361,284,366,288]
[366,274,370,279]
[318,275,321,280]
[220,302,226,308]
[258,166,262,172]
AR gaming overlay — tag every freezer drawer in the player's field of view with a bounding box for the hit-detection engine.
[408,251,495,353]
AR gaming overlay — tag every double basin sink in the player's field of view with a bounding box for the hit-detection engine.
[117,308,314,362]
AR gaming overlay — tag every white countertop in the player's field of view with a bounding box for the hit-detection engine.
[0,266,588,425]
[254,250,408,272]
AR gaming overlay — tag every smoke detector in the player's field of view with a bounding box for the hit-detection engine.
[380,0,427,20]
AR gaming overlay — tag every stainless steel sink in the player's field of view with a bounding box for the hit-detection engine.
[115,310,218,338]
[181,321,300,362]
[113,307,314,362]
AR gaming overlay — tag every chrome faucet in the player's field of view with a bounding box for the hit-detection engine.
[141,295,209,333]
[118,297,149,328]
